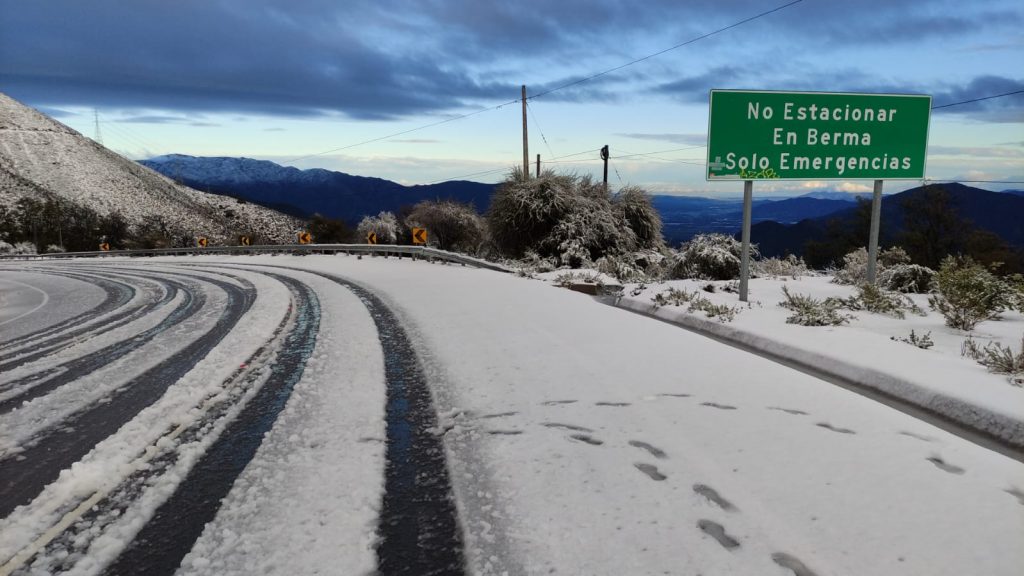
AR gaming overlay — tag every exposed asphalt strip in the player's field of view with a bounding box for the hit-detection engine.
[0,270,179,370]
[98,271,320,576]
[213,263,467,576]
[0,274,200,413]
[0,270,255,519]
[0,269,136,348]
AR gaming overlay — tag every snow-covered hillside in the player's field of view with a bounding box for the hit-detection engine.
[0,93,302,244]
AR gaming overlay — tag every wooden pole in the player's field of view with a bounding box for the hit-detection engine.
[536,154,540,177]
[600,145,609,187]
[521,85,529,180]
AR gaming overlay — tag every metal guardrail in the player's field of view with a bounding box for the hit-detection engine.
[0,244,513,273]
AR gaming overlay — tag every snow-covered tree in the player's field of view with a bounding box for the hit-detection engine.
[403,200,486,253]
[357,211,399,244]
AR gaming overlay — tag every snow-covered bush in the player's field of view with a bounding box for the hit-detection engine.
[833,246,911,285]
[753,254,809,279]
[879,264,935,293]
[650,286,738,322]
[670,233,758,280]
[488,170,659,268]
[0,240,14,254]
[962,336,1024,385]
[842,284,924,319]
[613,186,664,250]
[9,241,37,255]
[403,200,486,253]
[44,244,65,253]
[892,330,934,349]
[929,256,1008,331]
[356,211,399,244]
[779,286,852,326]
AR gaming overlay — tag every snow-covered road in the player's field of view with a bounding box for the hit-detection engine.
[1,256,1021,576]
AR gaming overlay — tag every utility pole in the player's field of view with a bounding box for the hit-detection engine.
[536,154,540,177]
[93,109,103,145]
[600,145,609,187]
[521,85,529,180]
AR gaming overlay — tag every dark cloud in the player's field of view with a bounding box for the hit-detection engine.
[0,0,1020,121]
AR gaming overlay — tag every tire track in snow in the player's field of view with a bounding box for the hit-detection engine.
[0,271,308,575]
[222,264,467,576]
[0,270,135,349]
[0,270,178,371]
[0,268,255,519]
[63,272,316,576]
[0,274,200,413]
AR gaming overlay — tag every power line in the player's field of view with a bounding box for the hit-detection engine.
[526,101,555,158]
[528,0,804,101]
[277,1,802,165]
[932,89,1024,110]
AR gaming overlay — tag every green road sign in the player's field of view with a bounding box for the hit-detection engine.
[707,90,931,181]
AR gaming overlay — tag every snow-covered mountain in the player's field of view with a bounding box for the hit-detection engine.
[0,93,302,244]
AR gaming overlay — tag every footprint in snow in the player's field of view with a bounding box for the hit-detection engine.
[477,411,519,420]
[541,400,577,406]
[899,430,935,443]
[634,463,667,481]
[628,440,667,459]
[568,433,603,446]
[768,406,808,416]
[487,430,523,436]
[542,422,593,432]
[595,401,631,407]
[697,519,740,550]
[1005,487,1024,505]
[816,422,856,435]
[658,393,692,398]
[772,552,820,576]
[701,402,737,410]
[693,484,736,512]
[926,455,965,475]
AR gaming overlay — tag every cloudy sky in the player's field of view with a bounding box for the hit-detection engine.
[2,0,1022,195]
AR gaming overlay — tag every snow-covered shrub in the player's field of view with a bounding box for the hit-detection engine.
[879,264,935,293]
[44,244,65,253]
[929,256,1008,330]
[962,336,1024,384]
[10,241,37,255]
[670,233,758,280]
[833,247,911,285]
[753,254,809,278]
[650,287,738,322]
[892,330,934,349]
[357,211,399,244]
[842,284,923,319]
[403,200,486,253]
[595,254,648,283]
[779,286,852,326]
[613,186,663,250]
[488,170,659,268]
[0,240,14,254]
[553,271,602,287]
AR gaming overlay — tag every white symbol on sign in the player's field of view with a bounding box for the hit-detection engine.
[708,156,727,171]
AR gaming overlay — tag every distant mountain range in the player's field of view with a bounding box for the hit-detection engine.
[749,182,1024,258]
[136,155,1023,253]
[140,155,495,222]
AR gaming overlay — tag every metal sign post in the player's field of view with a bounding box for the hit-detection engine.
[739,180,753,302]
[866,179,884,284]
